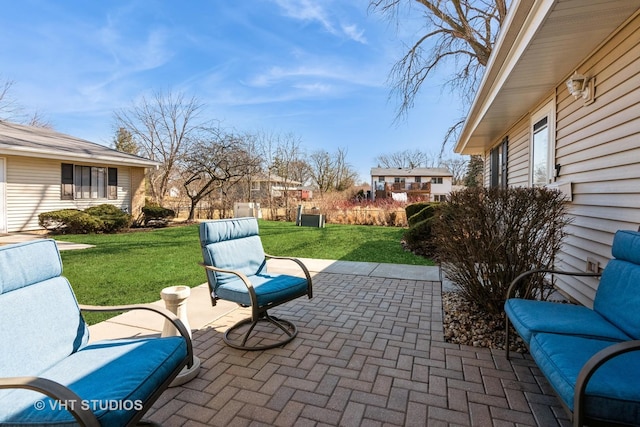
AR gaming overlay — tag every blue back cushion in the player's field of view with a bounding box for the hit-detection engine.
[199,218,267,290]
[594,230,640,339]
[0,240,89,376]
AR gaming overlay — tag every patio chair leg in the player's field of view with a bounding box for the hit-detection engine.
[224,312,298,351]
[505,318,511,360]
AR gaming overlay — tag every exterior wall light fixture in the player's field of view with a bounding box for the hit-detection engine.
[566,71,595,104]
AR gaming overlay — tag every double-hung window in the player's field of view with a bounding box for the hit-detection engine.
[61,163,118,200]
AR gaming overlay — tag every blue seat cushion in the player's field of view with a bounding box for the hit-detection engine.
[505,298,631,344]
[216,273,309,307]
[593,259,640,340]
[530,333,640,425]
[0,336,187,426]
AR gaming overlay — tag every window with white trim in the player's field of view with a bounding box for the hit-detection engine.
[61,163,117,200]
[531,100,555,186]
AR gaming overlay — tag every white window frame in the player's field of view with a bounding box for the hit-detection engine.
[530,99,556,187]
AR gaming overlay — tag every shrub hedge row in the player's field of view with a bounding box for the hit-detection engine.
[39,204,132,234]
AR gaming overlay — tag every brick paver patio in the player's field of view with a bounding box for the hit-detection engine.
[147,271,570,426]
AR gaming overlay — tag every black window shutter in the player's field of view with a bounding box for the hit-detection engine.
[61,163,74,200]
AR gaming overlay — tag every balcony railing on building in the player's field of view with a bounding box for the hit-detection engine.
[375,182,431,200]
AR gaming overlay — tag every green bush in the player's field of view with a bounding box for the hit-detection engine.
[39,204,131,234]
[39,209,103,234]
[405,202,430,220]
[432,187,571,315]
[85,204,132,232]
[403,217,437,258]
[407,203,438,227]
[142,205,175,227]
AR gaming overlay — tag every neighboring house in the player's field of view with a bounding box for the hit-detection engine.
[0,121,160,233]
[455,1,640,306]
[248,173,308,201]
[370,167,453,202]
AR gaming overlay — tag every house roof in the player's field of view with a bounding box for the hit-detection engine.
[0,120,160,168]
[370,167,452,177]
[455,0,640,154]
[251,172,302,186]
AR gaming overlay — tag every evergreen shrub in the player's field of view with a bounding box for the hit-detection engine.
[142,205,176,227]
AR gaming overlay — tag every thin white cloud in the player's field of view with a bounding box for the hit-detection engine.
[96,15,174,79]
[271,0,367,44]
[272,0,335,32]
[341,23,367,44]
[244,63,380,90]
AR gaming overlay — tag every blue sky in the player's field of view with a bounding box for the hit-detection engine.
[0,0,465,182]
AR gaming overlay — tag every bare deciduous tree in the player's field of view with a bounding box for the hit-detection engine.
[308,148,358,197]
[255,131,311,219]
[375,149,439,168]
[333,148,358,191]
[181,130,261,221]
[308,150,335,198]
[114,91,204,204]
[24,110,53,129]
[0,77,53,128]
[441,156,468,185]
[370,0,508,126]
[0,78,19,120]
[271,133,310,220]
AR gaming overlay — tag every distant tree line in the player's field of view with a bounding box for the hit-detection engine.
[112,90,360,220]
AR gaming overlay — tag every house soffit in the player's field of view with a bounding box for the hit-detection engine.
[455,0,640,155]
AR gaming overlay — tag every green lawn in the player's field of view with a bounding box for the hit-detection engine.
[55,220,433,323]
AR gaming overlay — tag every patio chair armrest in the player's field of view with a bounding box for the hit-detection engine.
[265,254,313,297]
[79,303,194,368]
[573,340,640,427]
[0,376,100,427]
[506,269,601,300]
[198,262,258,308]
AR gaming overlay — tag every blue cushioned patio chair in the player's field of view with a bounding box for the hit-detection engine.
[199,217,313,350]
[0,239,194,426]
[505,230,640,427]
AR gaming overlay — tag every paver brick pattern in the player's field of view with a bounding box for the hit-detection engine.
[147,272,570,426]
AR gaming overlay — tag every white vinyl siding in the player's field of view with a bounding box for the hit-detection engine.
[505,119,529,187]
[5,156,132,232]
[535,15,640,305]
[552,13,640,306]
[479,15,640,307]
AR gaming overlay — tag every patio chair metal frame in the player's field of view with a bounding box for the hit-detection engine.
[201,256,312,350]
[199,218,313,351]
[0,303,193,427]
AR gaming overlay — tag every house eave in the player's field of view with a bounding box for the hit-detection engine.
[455,0,640,155]
[0,145,160,168]
[0,121,160,168]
